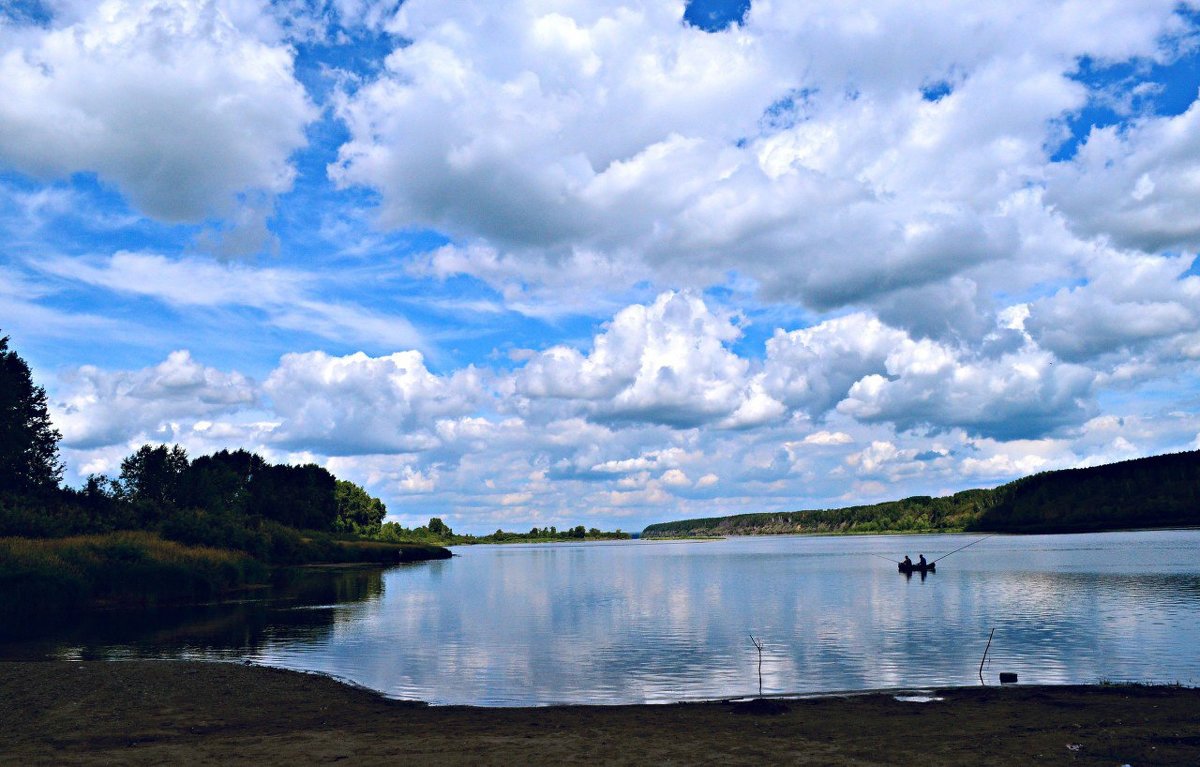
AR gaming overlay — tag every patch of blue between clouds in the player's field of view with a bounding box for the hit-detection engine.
[702,285,763,362]
[272,26,400,264]
[760,87,819,131]
[1,171,196,258]
[1052,12,1200,162]
[1095,367,1200,418]
[0,0,51,26]
[683,0,750,32]
[291,26,406,102]
[988,275,1091,313]
[920,81,954,102]
[1182,253,1200,278]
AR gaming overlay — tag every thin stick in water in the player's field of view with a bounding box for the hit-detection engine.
[749,633,765,697]
[978,627,995,685]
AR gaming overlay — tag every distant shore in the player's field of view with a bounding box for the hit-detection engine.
[2,661,1197,765]
[640,450,1200,539]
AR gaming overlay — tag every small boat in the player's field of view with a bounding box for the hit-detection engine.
[898,561,935,574]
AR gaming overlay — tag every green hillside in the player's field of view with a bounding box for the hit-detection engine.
[641,450,1200,538]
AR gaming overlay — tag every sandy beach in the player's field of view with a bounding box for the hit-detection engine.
[1,661,1197,765]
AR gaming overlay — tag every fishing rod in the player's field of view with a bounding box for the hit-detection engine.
[869,534,992,567]
[932,534,994,564]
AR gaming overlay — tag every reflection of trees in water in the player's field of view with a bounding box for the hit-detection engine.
[3,565,390,658]
[272,565,386,606]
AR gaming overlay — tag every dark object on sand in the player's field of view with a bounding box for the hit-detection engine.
[730,698,790,716]
[999,672,1018,684]
[898,561,936,574]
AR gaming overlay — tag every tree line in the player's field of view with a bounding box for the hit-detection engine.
[376,519,628,545]
[1,440,393,556]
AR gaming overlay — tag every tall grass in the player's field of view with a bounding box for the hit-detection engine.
[156,511,451,565]
[0,531,268,623]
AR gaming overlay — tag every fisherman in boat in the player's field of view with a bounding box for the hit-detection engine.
[902,555,913,568]
[918,554,928,568]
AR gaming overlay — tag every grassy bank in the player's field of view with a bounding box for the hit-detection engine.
[299,536,453,564]
[0,532,266,620]
[0,531,450,626]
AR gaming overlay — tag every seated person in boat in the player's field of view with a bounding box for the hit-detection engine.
[902,555,913,568]
[918,554,928,568]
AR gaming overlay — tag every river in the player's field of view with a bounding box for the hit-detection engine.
[3,530,1198,705]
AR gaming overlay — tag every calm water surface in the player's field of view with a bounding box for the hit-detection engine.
[4,530,1198,705]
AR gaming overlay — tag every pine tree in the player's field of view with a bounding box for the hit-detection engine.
[0,334,63,496]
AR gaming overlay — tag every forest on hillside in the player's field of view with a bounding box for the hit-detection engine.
[642,451,1200,538]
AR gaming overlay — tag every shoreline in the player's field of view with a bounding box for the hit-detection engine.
[3,660,1197,765]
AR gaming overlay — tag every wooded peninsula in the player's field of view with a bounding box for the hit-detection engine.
[0,333,624,625]
[642,449,1200,538]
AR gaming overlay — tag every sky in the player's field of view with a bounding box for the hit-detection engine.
[2,0,1199,535]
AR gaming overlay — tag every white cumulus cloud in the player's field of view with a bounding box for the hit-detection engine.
[0,0,315,224]
[52,349,257,448]
[329,0,1192,325]
[518,291,757,427]
[264,349,483,455]
[1047,97,1200,253]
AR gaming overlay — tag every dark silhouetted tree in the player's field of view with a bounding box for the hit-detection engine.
[183,449,266,516]
[0,334,63,496]
[119,444,190,511]
[334,479,387,535]
[248,462,337,530]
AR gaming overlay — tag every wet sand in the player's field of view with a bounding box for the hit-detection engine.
[2,661,1197,765]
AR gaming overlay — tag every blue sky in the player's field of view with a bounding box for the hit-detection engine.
[2,0,1200,534]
